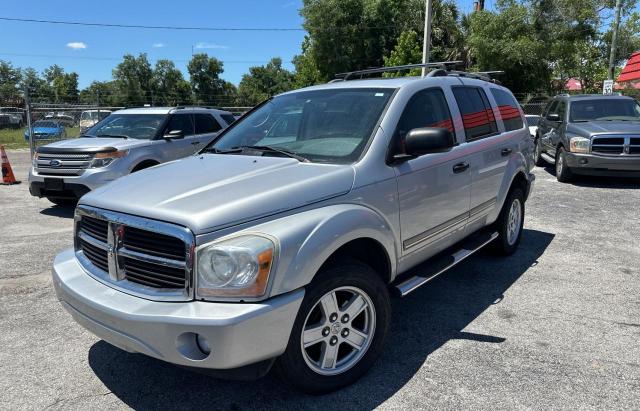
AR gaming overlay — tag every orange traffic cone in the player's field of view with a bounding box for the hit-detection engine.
[1,145,21,185]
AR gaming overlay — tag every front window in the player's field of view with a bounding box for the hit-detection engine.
[85,114,166,139]
[209,88,394,164]
[570,99,640,122]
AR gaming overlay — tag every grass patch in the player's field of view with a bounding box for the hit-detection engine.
[0,127,81,150]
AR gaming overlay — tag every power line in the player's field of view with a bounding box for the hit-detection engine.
[0,16,304,31]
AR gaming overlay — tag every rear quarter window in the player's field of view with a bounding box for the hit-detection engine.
[491,88,524,131]
[221,114,236,125]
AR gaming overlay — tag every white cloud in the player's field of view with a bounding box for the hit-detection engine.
[194,42,229,50]
[66,42,87,50]
[152,43,165,48]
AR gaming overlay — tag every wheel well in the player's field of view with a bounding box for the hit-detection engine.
[511,171,528,195]
[131,160,159,172]
[320,238,391,284]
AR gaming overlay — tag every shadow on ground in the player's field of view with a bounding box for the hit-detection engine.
[39,204,76,218]
[88,229,554,409]
[541,165,640,189]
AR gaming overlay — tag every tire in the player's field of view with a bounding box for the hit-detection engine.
[275,259,391,394]
[47,197,77,207]
[555,147,573,183]
[533,137,546,167]
[492,187,525,255]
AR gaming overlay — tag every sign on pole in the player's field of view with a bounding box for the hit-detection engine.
[603,79,614,95]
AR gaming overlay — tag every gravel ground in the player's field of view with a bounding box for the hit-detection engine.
[1,149,639,410]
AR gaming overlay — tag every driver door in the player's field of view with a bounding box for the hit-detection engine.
[162,113,195,159]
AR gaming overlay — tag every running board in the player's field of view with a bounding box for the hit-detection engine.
[540,152,555,164]
[394,230,498,297]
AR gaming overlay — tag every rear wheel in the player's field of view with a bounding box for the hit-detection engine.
[492,187,524,255]
[555,147,573,183]
[275,260,390,394]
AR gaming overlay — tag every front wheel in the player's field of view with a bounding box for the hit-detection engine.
[533,137,546,167]
[275,260,390,394]
[555,147,573,183]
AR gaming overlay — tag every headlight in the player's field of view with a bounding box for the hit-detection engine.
[569,136,590,154]
[196,235,275,298]
[89,150,128,168]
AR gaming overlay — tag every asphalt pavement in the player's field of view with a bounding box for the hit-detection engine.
[1,149,639,410]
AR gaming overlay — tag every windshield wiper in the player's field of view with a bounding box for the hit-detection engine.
[203,147,243,154]
[96,134,130,139]
[239,145,310,162]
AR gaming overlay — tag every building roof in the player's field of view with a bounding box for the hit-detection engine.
[617,51,640,83]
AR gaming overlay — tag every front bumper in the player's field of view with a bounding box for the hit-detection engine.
[52,248,304,371]
[28,166,124,198]
[565,153,640,176]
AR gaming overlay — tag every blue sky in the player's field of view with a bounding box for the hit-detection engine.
[0,0,517,89]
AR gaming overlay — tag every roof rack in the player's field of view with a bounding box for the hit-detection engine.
[428,69,504,84]
[335,61,464,81]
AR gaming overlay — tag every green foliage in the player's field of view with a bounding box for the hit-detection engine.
[112,54,153,106]
[153,60,192,106]
[0,60,21,101]
[238,58,295,106]
[383,30,423,76]
[79,81,118,105]
[188,54,229,106]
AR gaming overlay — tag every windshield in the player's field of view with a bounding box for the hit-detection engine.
[570,99,640,122]
[85,114,165,139]
[33,121,57,128]
[526,116,539,127]
[209,88,394,163]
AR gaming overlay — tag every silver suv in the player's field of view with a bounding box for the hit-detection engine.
[52,66,535,393]
[29,106,235,205]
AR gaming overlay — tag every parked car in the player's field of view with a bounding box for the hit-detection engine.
[29,106,234,205]
[24,120,67,140]
[51,68,535,393]
[0,107,25,128]
[79,110,112,133]
[533,94,640,182]
[44,112,76,127]
[525,114,540,138]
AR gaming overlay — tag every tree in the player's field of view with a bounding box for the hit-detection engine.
[152,60,192,106]
[112,54,154,106]
[19,68,50,101]
[0,60,21,101]
[383,30,423,76]
[42,64,80,103]
[79,81,119,106]
[238,58,295,106]
[187,54,228,105]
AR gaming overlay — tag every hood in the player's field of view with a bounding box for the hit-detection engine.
[567,121,640,137]
[39,137,149,151]
[81,154,355,234]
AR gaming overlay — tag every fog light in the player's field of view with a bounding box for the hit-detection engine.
[580,158,588,165]
[196,334,211,355]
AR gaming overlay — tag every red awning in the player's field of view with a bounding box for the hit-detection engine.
[617,51,640,83]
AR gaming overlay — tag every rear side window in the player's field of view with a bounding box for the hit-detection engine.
[491,88,524,131]
[453,87,498,141]
[195,113,222,133]
[221,114,236,125]
[165,114,194,136]
[394,88,453,154]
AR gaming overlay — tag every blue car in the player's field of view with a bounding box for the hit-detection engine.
[24,120,67,140]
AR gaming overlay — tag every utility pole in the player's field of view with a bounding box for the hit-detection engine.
[608,0,623,80]
[421,0,433,77]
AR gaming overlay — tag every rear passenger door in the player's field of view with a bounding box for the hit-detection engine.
[193,113,223,150]
[452,85,511,229]
[394,87,471,258]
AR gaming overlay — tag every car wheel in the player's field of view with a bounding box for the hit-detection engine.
[275,259,390,394]
[47,197,77,207]
[492,187,524,255]
[555,147,573,183]
[533,137,546,167]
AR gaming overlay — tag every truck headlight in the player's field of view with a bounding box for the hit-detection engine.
[196,235,275,298]
[89,150,128,168]
[569,137,590,154]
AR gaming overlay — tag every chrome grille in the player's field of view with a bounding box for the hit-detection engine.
[75,206,194,301]
[591,135,640,156]
[36,152,94,176]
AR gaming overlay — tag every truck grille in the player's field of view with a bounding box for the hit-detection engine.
[591,135,640,156]
[75,207,194,301]
[36,152,94,176]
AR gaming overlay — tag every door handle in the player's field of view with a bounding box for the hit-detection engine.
[501,148,512,156]
[452,162,470,174]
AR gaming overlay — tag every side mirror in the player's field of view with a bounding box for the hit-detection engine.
[546,113,561,122]
[164,129,184,140]
[400,127,455,159]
